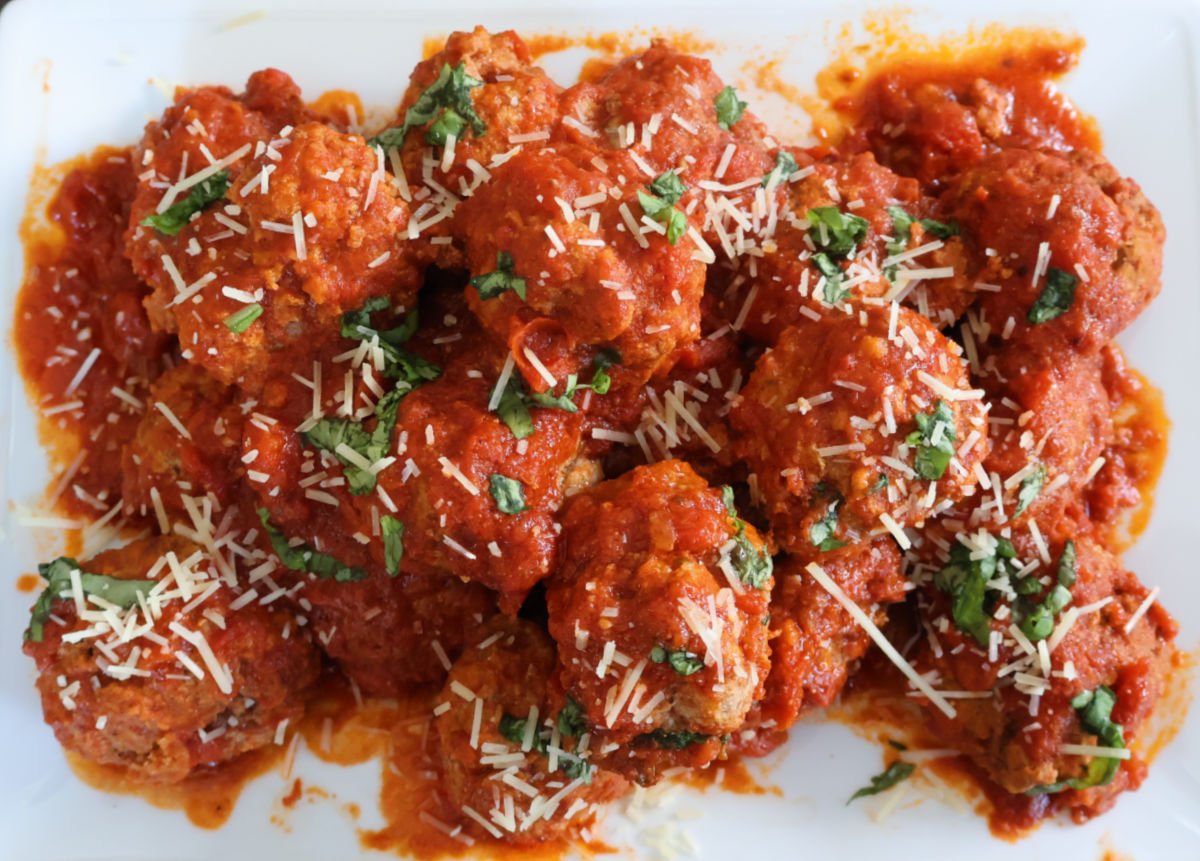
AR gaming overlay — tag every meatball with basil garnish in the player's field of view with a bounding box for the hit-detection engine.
[373,26,562,267]
[731,304,989,552]
[940,148,1163,355]
[457,146,707,391]
[129,77,423,389]
[907,521,1175,819]
[22,536,320,783]
[730,149,975,346]
[434,617,628,844]
[546,460,773,785]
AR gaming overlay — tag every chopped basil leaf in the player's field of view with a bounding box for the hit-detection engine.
[470,250,527,301]
[301,386,406,495]
[648,170,686,205]
[140,170,230,236]
[588,348,621,396]
[646,729,711,750]
[847,761,915,803]
[223,303,263,335]
[714,85,747,130]
[528,375,584,412]
[808,206,870,258]
[257,508,366,582]
[499,707,592,781]
[489,474,529,515]
[813,251,851,304]
[1028,685,1125,795]
[884,206,958,283]
[870,473,889,494]
[905,400,956,480]
[650,644,704,676]
[365,127,407,151]
[1056,540,1078,588]
[340,299,440,387]
[810,498,847,552]
[557,698,588,738]
[494,357,616,439]
[762,150,798,187]
[497,376,535,439]
[1015,464,1046,517]
[498,714,543,750]
[731,523,773,589]
[1017,539,1077,642]
[561,756,594,783]
[886,206,958,253]
[637,178,688,245]
[720,486,772,589]
[379,62,485,150]
[720,485,739,518]
[1028,267,1078,324]
[934,537,1015,646]
[425,107,467,147]
[381,515,404,576]
[25,557,156,643]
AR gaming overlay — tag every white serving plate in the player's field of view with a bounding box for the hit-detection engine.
[1,1,1197,858]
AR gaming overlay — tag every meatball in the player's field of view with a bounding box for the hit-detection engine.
[745,540,906,750]
[963,347,1112,531]
[594,331,752,484]
[730,150,975,345]
[22,536,320,783]
[457,146,706,388]
[374,356,596,611]
[375,27,561,267]
[131,87,422,387]
[940,148,1163,355]
[546,460,773,785]
[908,521,1175,819]
[435,617,628,844]
[731,307,989,550]
[242,367,499,695]
[121,362,247,521]
[557,40,773,224]
[838,47,1095,190]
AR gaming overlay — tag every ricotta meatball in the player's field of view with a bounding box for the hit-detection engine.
[22,536,320,783]
[557,40,773,223]
[966,347,1112,531]
[377,27,561,266]
[732,150,974,345]
[435,617,627,844]
[458,147,706,388]
[744,540,906,750]
[941,148,1163,355]
[908,523,1175,820]
[121,362,247,521]
[731,307,989,550]
[546,460,773,785]
[243,367,499,695]
[374,356,596,611]
[130,83,422,387]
